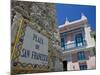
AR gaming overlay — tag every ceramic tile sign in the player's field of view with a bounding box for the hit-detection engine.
[19,25,48,66]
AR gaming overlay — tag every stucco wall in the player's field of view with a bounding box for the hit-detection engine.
[86,56,96,69]
[84,27,95,48]
[67,62,80,71]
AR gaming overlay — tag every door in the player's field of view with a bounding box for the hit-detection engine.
[63,61,67,71]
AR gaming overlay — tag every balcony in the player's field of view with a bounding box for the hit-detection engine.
[62,40,87,51]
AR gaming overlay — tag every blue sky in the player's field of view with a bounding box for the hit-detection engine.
[55,3,96,31]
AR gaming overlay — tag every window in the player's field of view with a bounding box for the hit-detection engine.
[79,64,87,70]
[75,33,84,47]
[61,38,65,50]
[78,51,86,60]
[61,38,65,47]
[60,32,67,37]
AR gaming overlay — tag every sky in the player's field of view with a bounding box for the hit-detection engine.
[55,3,96,31]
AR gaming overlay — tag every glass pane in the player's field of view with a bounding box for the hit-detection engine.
[78,51,85,60]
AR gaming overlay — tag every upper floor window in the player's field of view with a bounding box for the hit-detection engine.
[61,38,65,47]
[60,32,67,38]
[77,51,86,60]
[75,33,84,47]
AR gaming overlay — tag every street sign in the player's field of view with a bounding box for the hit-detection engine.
[17,25,48,66]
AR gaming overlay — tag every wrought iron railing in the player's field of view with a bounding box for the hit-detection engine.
[62,40,87,51]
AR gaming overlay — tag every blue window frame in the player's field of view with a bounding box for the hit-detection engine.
[61,38,65,47]
[78,51,86,60]
[61,38,65,50]
[75,33,84,47]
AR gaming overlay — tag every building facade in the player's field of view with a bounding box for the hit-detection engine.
[11,1,63,74]
[59,14,96,71]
